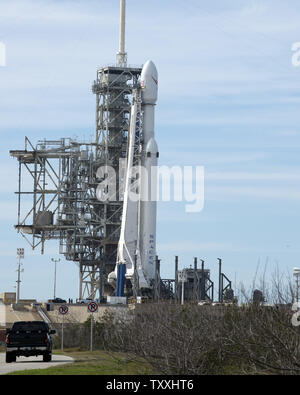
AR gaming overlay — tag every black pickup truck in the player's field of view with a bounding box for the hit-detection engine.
[5,321,56,363]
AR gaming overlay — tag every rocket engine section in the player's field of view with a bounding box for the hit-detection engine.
[108,60,159,294]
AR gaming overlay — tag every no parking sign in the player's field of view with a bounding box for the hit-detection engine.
[88,302,98,313]
[87,301,98,313]
[87,302,98,352]
[58,305,69,315]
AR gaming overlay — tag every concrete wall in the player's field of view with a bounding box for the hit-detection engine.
[0,304,6,327]
[45,304,130,324]
[0,292,16,304]
[0,303,41,328]
[0,302,132,327]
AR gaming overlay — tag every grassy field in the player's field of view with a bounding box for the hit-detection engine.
[5,348,156,375]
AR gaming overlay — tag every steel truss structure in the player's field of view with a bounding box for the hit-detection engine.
[174,256,214,302]
[10,65,142,300]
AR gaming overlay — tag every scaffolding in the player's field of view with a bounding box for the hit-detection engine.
[10,65,142,300]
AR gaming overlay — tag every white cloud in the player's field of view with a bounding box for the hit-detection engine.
[0,200,33,221]
[157,241,245,254]
[206,171,300,181]
[0,0,115,23]
[162,151,268,165]
[207,186,300,201]
[0,163,19,194]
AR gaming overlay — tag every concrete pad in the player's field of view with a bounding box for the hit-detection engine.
[0,353,74,375]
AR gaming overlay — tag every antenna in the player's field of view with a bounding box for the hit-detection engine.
[116,0,127,67]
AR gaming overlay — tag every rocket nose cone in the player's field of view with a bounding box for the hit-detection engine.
[146,138,158,154]
[141,60,158,104]
[142,60,158,77]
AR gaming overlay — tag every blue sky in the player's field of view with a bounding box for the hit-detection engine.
[1,0,300,301]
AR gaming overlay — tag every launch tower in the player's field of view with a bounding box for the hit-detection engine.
[9,0,159,299]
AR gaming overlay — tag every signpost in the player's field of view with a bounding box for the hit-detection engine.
[16,248,24,303]
[58,305,69,351]
[87,302,98,351]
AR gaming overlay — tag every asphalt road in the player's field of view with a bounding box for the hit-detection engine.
[0,353,74,375]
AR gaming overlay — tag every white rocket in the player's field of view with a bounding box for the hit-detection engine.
[139,60,159,284]
[108,60,159,291]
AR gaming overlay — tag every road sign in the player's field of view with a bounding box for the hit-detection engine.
[58,305,69,315]
[58,305,68,351]
[17,248,24,259]
[87,301,98,314]
[178,270,188,282]
[87,302,98,352]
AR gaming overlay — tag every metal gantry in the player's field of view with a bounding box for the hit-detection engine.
[10,65,143,300]
[9,1,146,301]
[91,65,142,298]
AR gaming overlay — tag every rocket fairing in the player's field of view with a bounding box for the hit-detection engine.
[141,60,158,104]
[108,60,159,291]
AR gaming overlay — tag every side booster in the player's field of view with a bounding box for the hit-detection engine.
[108,60,159,292]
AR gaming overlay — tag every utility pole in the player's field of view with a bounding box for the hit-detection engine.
[16,248,24,304]
[175,256,179,302]
[178,269,187,305]
[51,258,60,299]
[218,258,223,303]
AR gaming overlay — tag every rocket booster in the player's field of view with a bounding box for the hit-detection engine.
[139,60,159,283]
